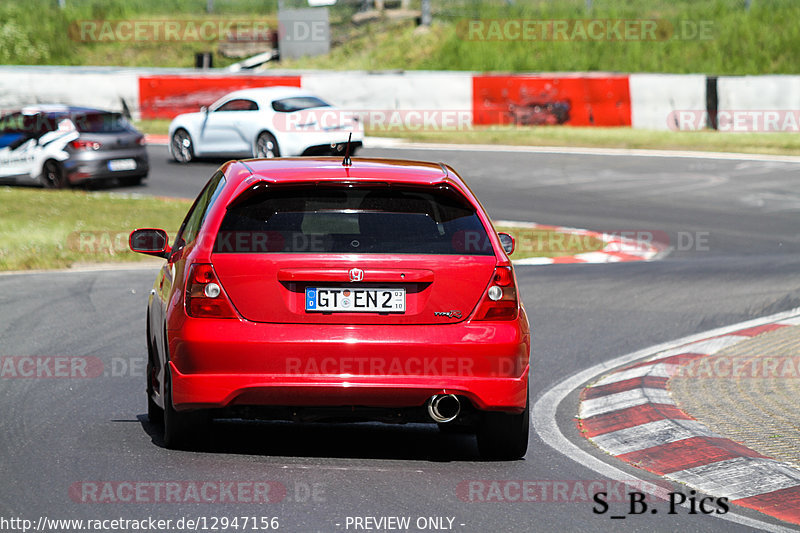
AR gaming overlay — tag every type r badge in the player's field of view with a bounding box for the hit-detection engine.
[435,310,463,319]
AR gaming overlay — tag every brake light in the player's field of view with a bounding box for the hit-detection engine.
[492,266,513,286]
[137,136,146,146]
[473,266,519,321]
[70,140,101,150]
[185,264,237,318]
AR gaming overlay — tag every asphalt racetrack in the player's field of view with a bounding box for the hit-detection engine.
[1,144,800,532]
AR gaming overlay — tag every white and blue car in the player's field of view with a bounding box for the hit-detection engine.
[0,105,149,188]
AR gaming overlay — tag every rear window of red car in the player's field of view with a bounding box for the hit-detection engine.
[214,185,494,255]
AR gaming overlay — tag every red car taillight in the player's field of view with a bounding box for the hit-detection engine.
[473,266,519,321]
[70,139,101,150]
[137,136,146,146]
[185,264,237,319]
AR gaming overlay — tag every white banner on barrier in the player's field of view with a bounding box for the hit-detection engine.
[301,71,474,129]
[629,73,706,131]
[717,76,800,132]
[0,67,140,118]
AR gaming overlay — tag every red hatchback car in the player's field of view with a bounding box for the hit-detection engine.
[130,157,530,459]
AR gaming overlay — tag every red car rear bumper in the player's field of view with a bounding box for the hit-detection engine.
[168,318,530,413]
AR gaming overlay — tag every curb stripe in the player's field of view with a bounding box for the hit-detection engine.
[591,419,720,456]
[732,323,788,337]
[578,314,800,526]
[600,251,652,261]
[579,403,693,438]
[144,134,169,145]
[617,437,769,475]
[581,376,668,400]
[580,387,674,418]
[592,362,679,387]
[734,486,800,524]
[648,335,749,361]
[624,352,705,370]
[493,219,665,266]
[536,306,800,532]
[669,457,800,501]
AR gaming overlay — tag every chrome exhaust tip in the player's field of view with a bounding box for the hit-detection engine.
[427,394,461,423]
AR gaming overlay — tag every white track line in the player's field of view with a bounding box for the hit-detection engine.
[365,137,800,163]
[592,362,680,387]
[0,264,161,277]
[152,135,800,163]
[653,335,750,359]
[531,306,800,533]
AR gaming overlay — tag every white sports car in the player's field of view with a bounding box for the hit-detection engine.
[167,86,363,163]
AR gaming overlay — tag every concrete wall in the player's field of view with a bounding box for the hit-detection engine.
[302,71,473,113]
[718,75,800,112]
[0,67,139,116]
[629,74,707,131]
[717,76,800,132]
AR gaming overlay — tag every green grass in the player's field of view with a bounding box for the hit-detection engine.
[0,187,189,271]
[0,0,279,68]
[3,0,800,74]
[278,0,800,75]
[135,119,171,136]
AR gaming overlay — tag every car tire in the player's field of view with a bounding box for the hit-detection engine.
[145,324,163,426]
[171,129,194,163]
[162,366,207,450]
[255,132,280,158]
[40,160,67,189]
[147,386,163,426]
[476,392,529,460]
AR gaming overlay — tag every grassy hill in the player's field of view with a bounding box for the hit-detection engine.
[1,0,798,74]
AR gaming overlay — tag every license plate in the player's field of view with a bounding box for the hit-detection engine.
[306,287,405,313]
[108,159,137,171]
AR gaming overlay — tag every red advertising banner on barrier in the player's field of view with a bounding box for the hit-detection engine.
[473,75,631,126]
[138,75,301,119]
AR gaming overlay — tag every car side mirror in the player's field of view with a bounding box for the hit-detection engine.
[129,228,170,258]
[498,232,515,255]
